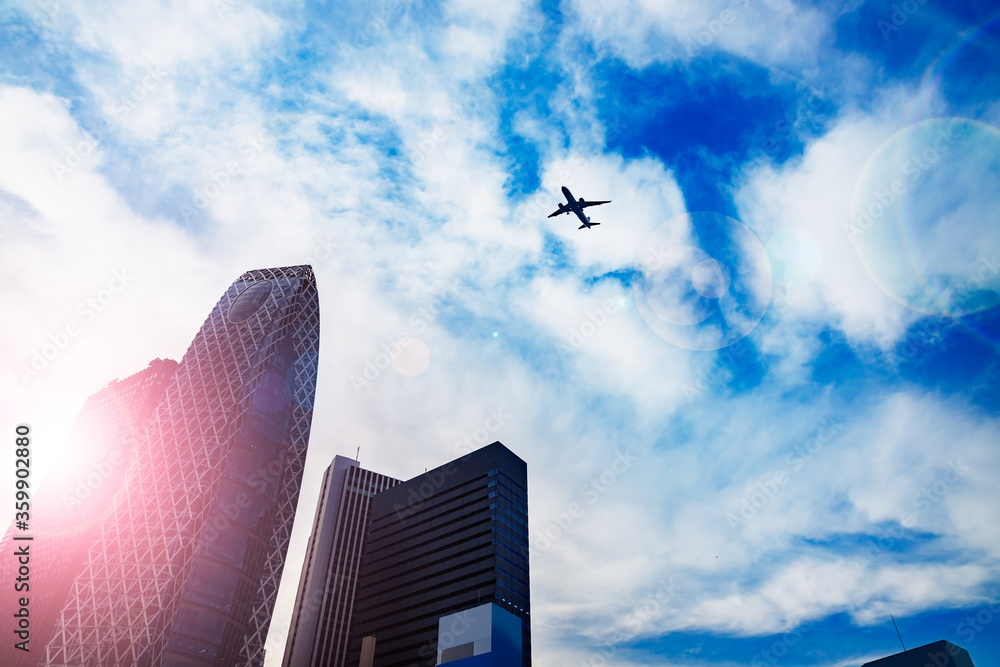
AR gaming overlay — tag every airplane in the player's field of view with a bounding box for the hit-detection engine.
[547,186,611,230]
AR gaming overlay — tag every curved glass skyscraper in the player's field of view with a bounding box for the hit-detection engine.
[0,358,178,667]
[43,265,320,667]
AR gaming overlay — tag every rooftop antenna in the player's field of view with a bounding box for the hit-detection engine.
[890,614,906,652]
[356,446,360,461]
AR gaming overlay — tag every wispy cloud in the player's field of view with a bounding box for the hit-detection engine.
[2,1,998,665]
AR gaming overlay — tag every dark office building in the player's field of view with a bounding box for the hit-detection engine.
[862,640,975,667]
[282,456,399,667]
[44,265,321,667]
[0,358,178,666]
[347,441,530,667]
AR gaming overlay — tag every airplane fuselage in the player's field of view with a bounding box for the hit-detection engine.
[559,186,593,227]
[547,185,610,229]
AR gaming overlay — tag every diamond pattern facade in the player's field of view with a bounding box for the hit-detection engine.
[0,358,178,667]
[44,265,320,667]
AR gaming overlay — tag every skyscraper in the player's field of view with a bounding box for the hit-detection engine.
[862,640,975,667]
[281,456,399,667]
[0,358,178,666]
[43,265,320,667]
[347,442,530,667]
[435,602,523,666]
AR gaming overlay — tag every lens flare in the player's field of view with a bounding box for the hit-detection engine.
[850,117,1000,316]
[633,212,771,351]
[391,336,431,377]
[252,371,291,412]
[765,228,823,288]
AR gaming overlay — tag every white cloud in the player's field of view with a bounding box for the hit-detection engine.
[568,0,831,71]
[0,84,218,493]
[68,0,284,71]
[736,91,926,351]
[525,387,1000,644]
[440,0,532,78]
[537,152,687,270]
[2,3,996,666]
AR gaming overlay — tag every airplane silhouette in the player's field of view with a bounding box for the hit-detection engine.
[547,186,611,229]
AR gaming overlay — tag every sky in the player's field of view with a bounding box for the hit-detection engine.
[1,0,999,665]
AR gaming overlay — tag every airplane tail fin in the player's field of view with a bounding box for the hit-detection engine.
[578,222,601,229]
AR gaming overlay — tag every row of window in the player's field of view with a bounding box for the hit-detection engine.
[489,495,528,529]
[491,505,528,538]
[496,577,530,604]
[496,546,529,578]
[497,561,530,590]
[493,524,528,550]
[170,607,228,644]
[497,537,529,563]
[165,635,219,662]
[487,469,527,501]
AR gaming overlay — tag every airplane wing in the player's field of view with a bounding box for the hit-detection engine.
[547,207,570,218]
[579,200,611,209]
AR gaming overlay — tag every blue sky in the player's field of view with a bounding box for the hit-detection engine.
[1,0,999,665]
